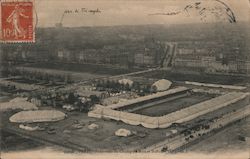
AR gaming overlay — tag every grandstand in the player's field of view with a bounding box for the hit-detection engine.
[107,87,189,110]
[88,92,249,129]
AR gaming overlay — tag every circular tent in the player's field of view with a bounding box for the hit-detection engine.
[118,79,134,87]
[0,97,38,112]
[115,128,132,137]
[9,110,66,123]
[152,79,172,92]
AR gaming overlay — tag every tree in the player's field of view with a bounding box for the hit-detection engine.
[151,85,157,93]
[106,80,111,88]
[125,83,130,91]
[67,92,76,104]
[132,81,140,92]
[90,95,100,104]
[64,74,71,83]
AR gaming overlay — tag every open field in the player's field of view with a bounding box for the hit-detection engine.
[1,110,170,152]
[134,93,214,117]
[15,67,106,82]
[22,62,140,76]
[1,130,45,152]
[133,70,250,85]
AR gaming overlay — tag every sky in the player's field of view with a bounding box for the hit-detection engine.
[35,0,250,27]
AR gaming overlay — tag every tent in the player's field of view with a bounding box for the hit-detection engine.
[118,79,134,87]
[10,110,66,123]
[152,79,172,92]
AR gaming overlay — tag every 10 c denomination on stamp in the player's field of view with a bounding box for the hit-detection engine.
[0,0,34,43]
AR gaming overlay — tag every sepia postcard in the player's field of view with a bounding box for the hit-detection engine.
[0,0,250,158]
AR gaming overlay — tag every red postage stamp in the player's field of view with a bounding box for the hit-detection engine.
[0,1,34,42]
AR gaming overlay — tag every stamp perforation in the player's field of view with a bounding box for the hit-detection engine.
[0,0,35,43]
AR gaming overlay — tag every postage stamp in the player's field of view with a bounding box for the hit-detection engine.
[0,1,34,43]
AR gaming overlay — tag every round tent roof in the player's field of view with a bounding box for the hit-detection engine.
[0,97,38,112]
[152,79,172,92]
[115,128,132,137]
[9,110,66,123]
[118,79,133,86]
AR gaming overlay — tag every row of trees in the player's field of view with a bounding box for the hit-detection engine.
[94,79,157,95]
[28,90,100,112]
[3,67,73,84]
